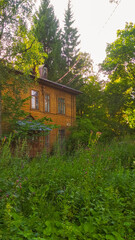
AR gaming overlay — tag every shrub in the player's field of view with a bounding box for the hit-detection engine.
[0,135,135,239]
[66,117,98,152]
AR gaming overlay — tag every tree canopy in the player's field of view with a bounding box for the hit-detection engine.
[1,0,134,141]
[61,1,94,90]
[34,0,64,81]
[0,0,33,59]
[0,0,46,137]
[101,23,135,130]
[62,0,80,69]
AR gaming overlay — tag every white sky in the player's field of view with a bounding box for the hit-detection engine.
[48,0,135,69]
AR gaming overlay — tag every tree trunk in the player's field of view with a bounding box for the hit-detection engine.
[0,88,2,137]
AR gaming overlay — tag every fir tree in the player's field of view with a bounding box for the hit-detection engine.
[63,0,80,68]
[61,0,81,88]
[34,0,64,81]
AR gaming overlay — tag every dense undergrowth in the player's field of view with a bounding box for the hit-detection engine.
[0,135,135,240]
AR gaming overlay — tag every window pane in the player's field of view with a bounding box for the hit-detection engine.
[45,94,50,112]
[32,90,38,96]
[48,100,50,112]
[32,96,35,109]
[58,98,65,114]
[35,97,39,109]
[31,90,38,109]
[45,101,47,111]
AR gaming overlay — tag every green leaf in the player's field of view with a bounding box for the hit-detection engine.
[106,235,116,240]
[112,231,124,240]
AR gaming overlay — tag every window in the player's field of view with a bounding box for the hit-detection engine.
[31,90,39,110]
[45,94,50,112]
[58,98,65,114]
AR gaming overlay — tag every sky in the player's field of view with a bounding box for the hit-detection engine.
[47,0,135,69]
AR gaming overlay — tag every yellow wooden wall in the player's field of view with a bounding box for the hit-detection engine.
[21,81,77,154]
[22,83,76,126]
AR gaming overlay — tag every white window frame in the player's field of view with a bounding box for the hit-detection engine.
[45,94,50,112]
[31,90,39,110]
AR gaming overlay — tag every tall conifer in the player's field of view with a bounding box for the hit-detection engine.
[63,0,80,68]
[34,0,64,81]
[61,0,81,88]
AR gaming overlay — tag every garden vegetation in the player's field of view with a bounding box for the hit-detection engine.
[0,1,135,238]
[0,135,135,239]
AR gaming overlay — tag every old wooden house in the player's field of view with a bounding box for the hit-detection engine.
[19,67,81,155]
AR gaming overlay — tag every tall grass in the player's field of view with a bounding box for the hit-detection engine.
[0,135,135,239]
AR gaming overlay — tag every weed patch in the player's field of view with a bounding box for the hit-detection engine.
[0,135,135,239]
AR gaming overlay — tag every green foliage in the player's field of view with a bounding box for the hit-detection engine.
[0,135,135,239]
[62,0,80,68]
[34,0,93,89]
[66,117,98,152]
[102,23,135,76]
[76,76,117,142]
[77,76,104,117]
[61,0,83,88]
[34,0,64,81]
[0,0,34,137]
[14,116,58,139]
[0,0,47,137]
[88,130,102,148]
[68,52,93,89]
[75,23,135,140]
[0,0,34,58]
[12,27,47,75]
[2,94,29,126]
[0,65,45,137]
[101,23,135,130]
[124,108,135,129]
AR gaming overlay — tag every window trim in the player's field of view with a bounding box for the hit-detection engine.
[31,89,39,110]
[58,97,65,115]
[44,93,50,113]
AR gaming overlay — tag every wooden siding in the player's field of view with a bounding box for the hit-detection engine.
[22,82,76,128]
[1,72,81,156]
[21,81,77,155]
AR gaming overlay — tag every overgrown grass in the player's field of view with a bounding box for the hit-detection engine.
[0,135,135,239]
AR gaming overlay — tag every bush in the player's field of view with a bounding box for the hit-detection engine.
[0,135,135,239]
[66,117,98,152]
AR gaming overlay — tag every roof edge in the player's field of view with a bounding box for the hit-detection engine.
[38,77,82,95]
[9,68,83,95]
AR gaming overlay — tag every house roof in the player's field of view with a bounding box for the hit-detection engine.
[38,77,82,95]
[12,68,82,95]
